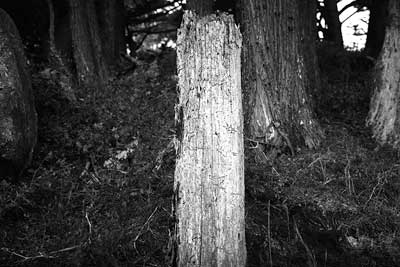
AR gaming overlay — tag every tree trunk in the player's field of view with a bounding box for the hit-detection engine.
[53,0,73,65]
[69,0,107,86]
[187,0,213,16]
[365,0,389,59]
[96,0,125,68]
[174,11,246,267]
[238,0,323,159]
[298,0,321,105]
[367,0,400,148]
[323,0,344,48]
[46,0,76,102]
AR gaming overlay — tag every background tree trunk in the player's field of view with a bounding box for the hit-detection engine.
[323,0,344,48]
[365,0,389,59]
[367,0,400,148]
[46,0,76,102]
[238,0,323,159]
[187,0,213,16]
[298,0,321,106]
[69,0,107,86]
[96,0,125,68]
[54,0,73,65]
[174,11,246,267]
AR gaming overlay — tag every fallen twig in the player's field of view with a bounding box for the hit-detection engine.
[267,200,273,267]
[133,207,159,251]
[294,219,317,267]
[85,211,92,244]
[364,174,386,207]
[1,245,81,262]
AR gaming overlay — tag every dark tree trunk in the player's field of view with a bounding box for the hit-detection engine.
[69,0,107,86]
[187,0,213,16]
[96,0,125,68]
[324,0,343,48]
[367,0,400,148]
[46,0,76,102]
[365,0,389,59]
[298,0,321,104]
[50,0,73,68]
[238,0,323,161]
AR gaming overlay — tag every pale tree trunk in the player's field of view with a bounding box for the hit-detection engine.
[238,0,323,160]
[69,0,107,86]
[365,0,389,59]
[174,11,246,267]
[323,0,343,48]
[367,0,400,148]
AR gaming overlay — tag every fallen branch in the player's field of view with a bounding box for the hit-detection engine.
[1,245,81,262]
[133,207,159,251]
[293,219,317,267]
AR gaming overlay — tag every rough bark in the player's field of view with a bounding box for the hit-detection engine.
[298,0,321,104]
[187,0,213,16]
[96,0,125,68]
[365,0,389,59]
[238,0,323,158]
[174,11,246,267]
[323,0,344,48]
[0,8,37,180]
[367,0,400,148]
[69,0,107,86]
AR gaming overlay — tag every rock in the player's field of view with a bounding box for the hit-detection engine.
[0,8,37,180]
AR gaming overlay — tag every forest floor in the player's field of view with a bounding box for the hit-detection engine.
[1,47,400,267]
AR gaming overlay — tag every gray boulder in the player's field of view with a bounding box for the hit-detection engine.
[0,8,37,180]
